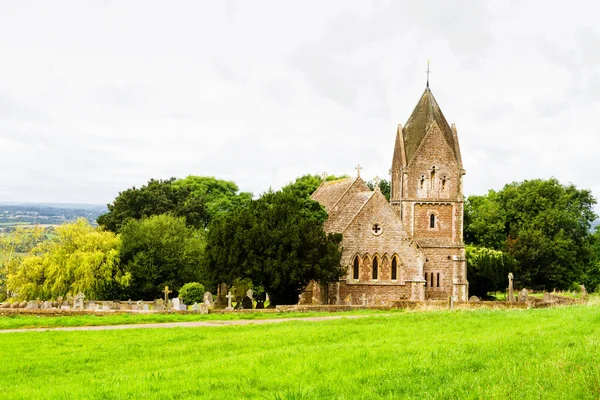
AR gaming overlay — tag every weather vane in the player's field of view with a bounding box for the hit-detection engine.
[425,59,432,88]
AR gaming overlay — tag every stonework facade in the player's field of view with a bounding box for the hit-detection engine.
[301,87,468,305]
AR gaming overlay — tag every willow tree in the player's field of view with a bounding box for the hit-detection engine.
[6,219,128,300]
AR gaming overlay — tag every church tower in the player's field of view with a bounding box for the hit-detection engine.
[390,87,468,300]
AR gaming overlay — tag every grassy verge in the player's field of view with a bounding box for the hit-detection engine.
[0,306,599,399]
[0,309,400,330]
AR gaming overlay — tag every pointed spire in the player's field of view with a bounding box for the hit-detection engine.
[401,87,456,165]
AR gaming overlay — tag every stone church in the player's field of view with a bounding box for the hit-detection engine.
[301,86,468,304]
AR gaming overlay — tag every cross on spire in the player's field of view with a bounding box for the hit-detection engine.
[373,176,381,189]
[425,59,432,88]
[321,171,328,181]
[355,164,362,178]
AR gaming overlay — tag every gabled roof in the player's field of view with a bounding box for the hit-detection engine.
[310,177,354,212]
[402,87,456,165]
[325,191,374,233]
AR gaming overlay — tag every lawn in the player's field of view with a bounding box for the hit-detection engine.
[0,309,398,330]
[0,306,599,399]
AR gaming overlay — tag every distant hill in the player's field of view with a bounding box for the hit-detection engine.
[0,202,107,230]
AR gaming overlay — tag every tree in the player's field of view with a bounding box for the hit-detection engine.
[282,174,350,200]
[465,178,597,290]
[203,190,344,305]
[0,225,48,301]
[97,176,252,232]
[366,179,391,201]
[5,219,127,301]
[583,227,600,293]
[466,245,517,297]
[178,282,205,305]
[120,214,205,299]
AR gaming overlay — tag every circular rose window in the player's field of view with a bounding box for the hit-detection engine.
[371,223,383,236]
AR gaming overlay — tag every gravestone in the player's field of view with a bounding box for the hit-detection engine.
[580,284,588,297]
[74,292,85,310]
[102,304,110,311]
[19,301,27,308]
[360,293,368,306]
[143,304,149,311]
[507,273,515,303]
[241,295,253,310]
[61,305,71,310]
[87,302,97,311]
[246,289,253,300]
[172,298,181,311]
[215,283,228,308]
[203,292,214,307]
[192,302,199,311]
[448,295,454,310]
[154,299,165,311]
[41,301,51,309]
[518,288,528,302]
[26,300,38,310]
[343,294,353,305]
[225,291,234,311]
[468,296,480,302]
[199,304,209,314]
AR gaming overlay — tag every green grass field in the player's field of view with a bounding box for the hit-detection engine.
[0,309,397,330]
[0,306,599,399]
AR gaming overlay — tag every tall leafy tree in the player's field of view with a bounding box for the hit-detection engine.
[120,214,205,299]
[466,245,517,297]
[98,176,251,232]
[366,179,391,201]
[465,178,597,290]
[203,190,344,305]
[282,174,350,200]
[6,219,127,301]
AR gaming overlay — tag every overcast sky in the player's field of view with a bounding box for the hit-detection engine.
[1,1,599,214]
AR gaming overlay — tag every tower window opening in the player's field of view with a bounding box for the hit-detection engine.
[430,214,436,228]
[372,257,378,280]
[424,272,428,288]
[437,272,440,288]
[430,272,434,288]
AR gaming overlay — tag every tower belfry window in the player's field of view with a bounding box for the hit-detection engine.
[430,214,435,228]
[372,257,378,280]
[431,166,436,190]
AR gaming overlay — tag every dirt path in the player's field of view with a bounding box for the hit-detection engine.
[0,314,388,334]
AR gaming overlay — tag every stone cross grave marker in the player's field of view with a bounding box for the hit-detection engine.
[508,273,515,303]
[163,286,172,305]
[226,291,234,311]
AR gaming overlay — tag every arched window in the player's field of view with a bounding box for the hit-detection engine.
[372,257,378,280]
[437,272,440,288]
[430,272,434,288]
[391,257,397,280]
[430,214,435,228]
[424,272,428,288]
[353,256,359,280]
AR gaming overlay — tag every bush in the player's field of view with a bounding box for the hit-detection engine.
[179,282,205,305]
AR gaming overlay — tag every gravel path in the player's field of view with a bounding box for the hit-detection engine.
[0,314,386,334]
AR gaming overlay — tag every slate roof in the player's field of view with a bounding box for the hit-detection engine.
[310,177,355,212]
[402,87,456,165]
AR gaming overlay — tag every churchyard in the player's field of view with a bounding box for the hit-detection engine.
[0,303,599,399]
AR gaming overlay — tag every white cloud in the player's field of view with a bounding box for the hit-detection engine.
[0,0,598,216]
